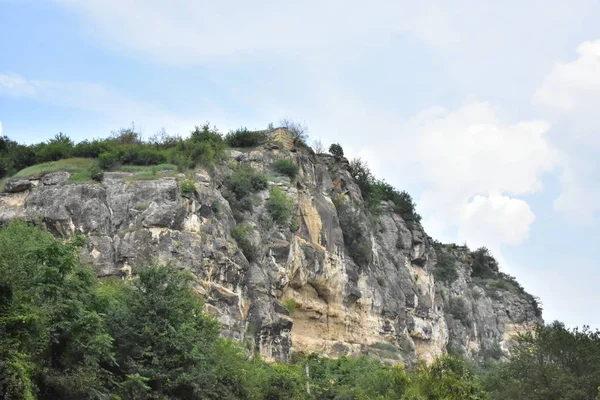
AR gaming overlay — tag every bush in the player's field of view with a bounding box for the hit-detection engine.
[266,187,294,224]
[280,118,308,145]
[180,180,195,193]
[334,196,372,267]
[34,133,74,162]
[98,151,118,170]
[329,143,344,159]
[231,224,258,260]
[349,157,421,222]
[448,297,472,327]
[282,298,297,315]
[434,254,459,284]
[90,164,104,182]
[224,166,268,215]
[116,145,167,165]
[225,128,267,147]
[73,139,111,158]
[271,158,299,179]
[470,247,499,278]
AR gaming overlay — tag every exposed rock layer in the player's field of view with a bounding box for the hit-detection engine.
[0,130,541,364]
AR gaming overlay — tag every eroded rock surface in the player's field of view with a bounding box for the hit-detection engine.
[0,130,541,364]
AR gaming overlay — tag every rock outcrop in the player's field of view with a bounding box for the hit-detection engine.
[0,129,541,365]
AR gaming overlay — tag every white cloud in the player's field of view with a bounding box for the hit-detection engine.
[304,89,558,252]
[534,40,600,117]
[458,193,535,250]
[373,102,557,248]
[0,121,3,137]
[0,73,36,97]
[533,39,600,223]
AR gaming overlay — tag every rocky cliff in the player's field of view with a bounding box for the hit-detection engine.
[0,129,541,366]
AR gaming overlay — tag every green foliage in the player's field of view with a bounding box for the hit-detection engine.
[231,224,259,261]
[267,187,294,224]
[90,164,104,182]
[98,151,118,170]
[0,124,227,181]
[407,356,488,399]
[280,118,309,146]
[0,221,114,399]
[100,265,235,399]
[434,253,459,284]
[180,179,195,193]
[225,127,267,147]
[349,157,421,222]
[333,196,372,267]
[224,165,268,217]
[272,158,299,179]
[282,298,297,315]
[483,322,600,400]
[448,296,472,327]
[470,247,499,279]
[11,158,95,179]
[1,221,596,400]
[328,143,344,159]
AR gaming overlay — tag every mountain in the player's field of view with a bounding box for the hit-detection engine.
[0,128,541,365]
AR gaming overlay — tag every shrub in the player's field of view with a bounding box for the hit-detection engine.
[116,145,167,165]
[73,139,111,158]
[266,187,294,224]
[280,118,308,145]
[349,157,421,222]
[225,128,267,147]
[470,247,499,278]
[271,158,299,179]
[180,180,195,193]
[225,166,268,214]
[312,139,325,154]
[35,133,74,162]
[282,298,297,315]
[171,124,227,168]
[434,254,459,284]
[448,297,472,327]
[98,151,118,170]
[333,196,372,267]
[90,164,104,182]
[329,143,344,159]
[231,224,258,260]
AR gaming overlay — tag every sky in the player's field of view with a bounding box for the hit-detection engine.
[1,0,599,328]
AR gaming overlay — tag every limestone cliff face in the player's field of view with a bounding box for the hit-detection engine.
[0,129,541,365]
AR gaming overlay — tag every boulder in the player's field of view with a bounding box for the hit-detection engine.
[5,179,32,193]
[41,171,70,186]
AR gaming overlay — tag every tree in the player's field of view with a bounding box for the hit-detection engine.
[0,221,114,400]
[280,118,308,145]
[101,264,237,399]
[329,143,344,159]
[312,139,325,154]
[483,322,600,400]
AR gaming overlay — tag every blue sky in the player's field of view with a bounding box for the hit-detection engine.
[2,0,600,328]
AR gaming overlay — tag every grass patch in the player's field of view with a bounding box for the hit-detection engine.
[12,158,95,179]
[180,180,195,193]
[116,163,177,173]
[282,298,297,315]
[266,187,294,224]
[0,178,7,192]
[271,158,299,179]
[231,224,258,260]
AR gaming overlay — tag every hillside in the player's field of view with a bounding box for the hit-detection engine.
[0,126,541,365]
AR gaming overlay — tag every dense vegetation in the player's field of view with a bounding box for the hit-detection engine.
[349,158,421,223]
[1,222,599,399]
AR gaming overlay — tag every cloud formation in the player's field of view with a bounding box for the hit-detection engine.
[534,39,600,223]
